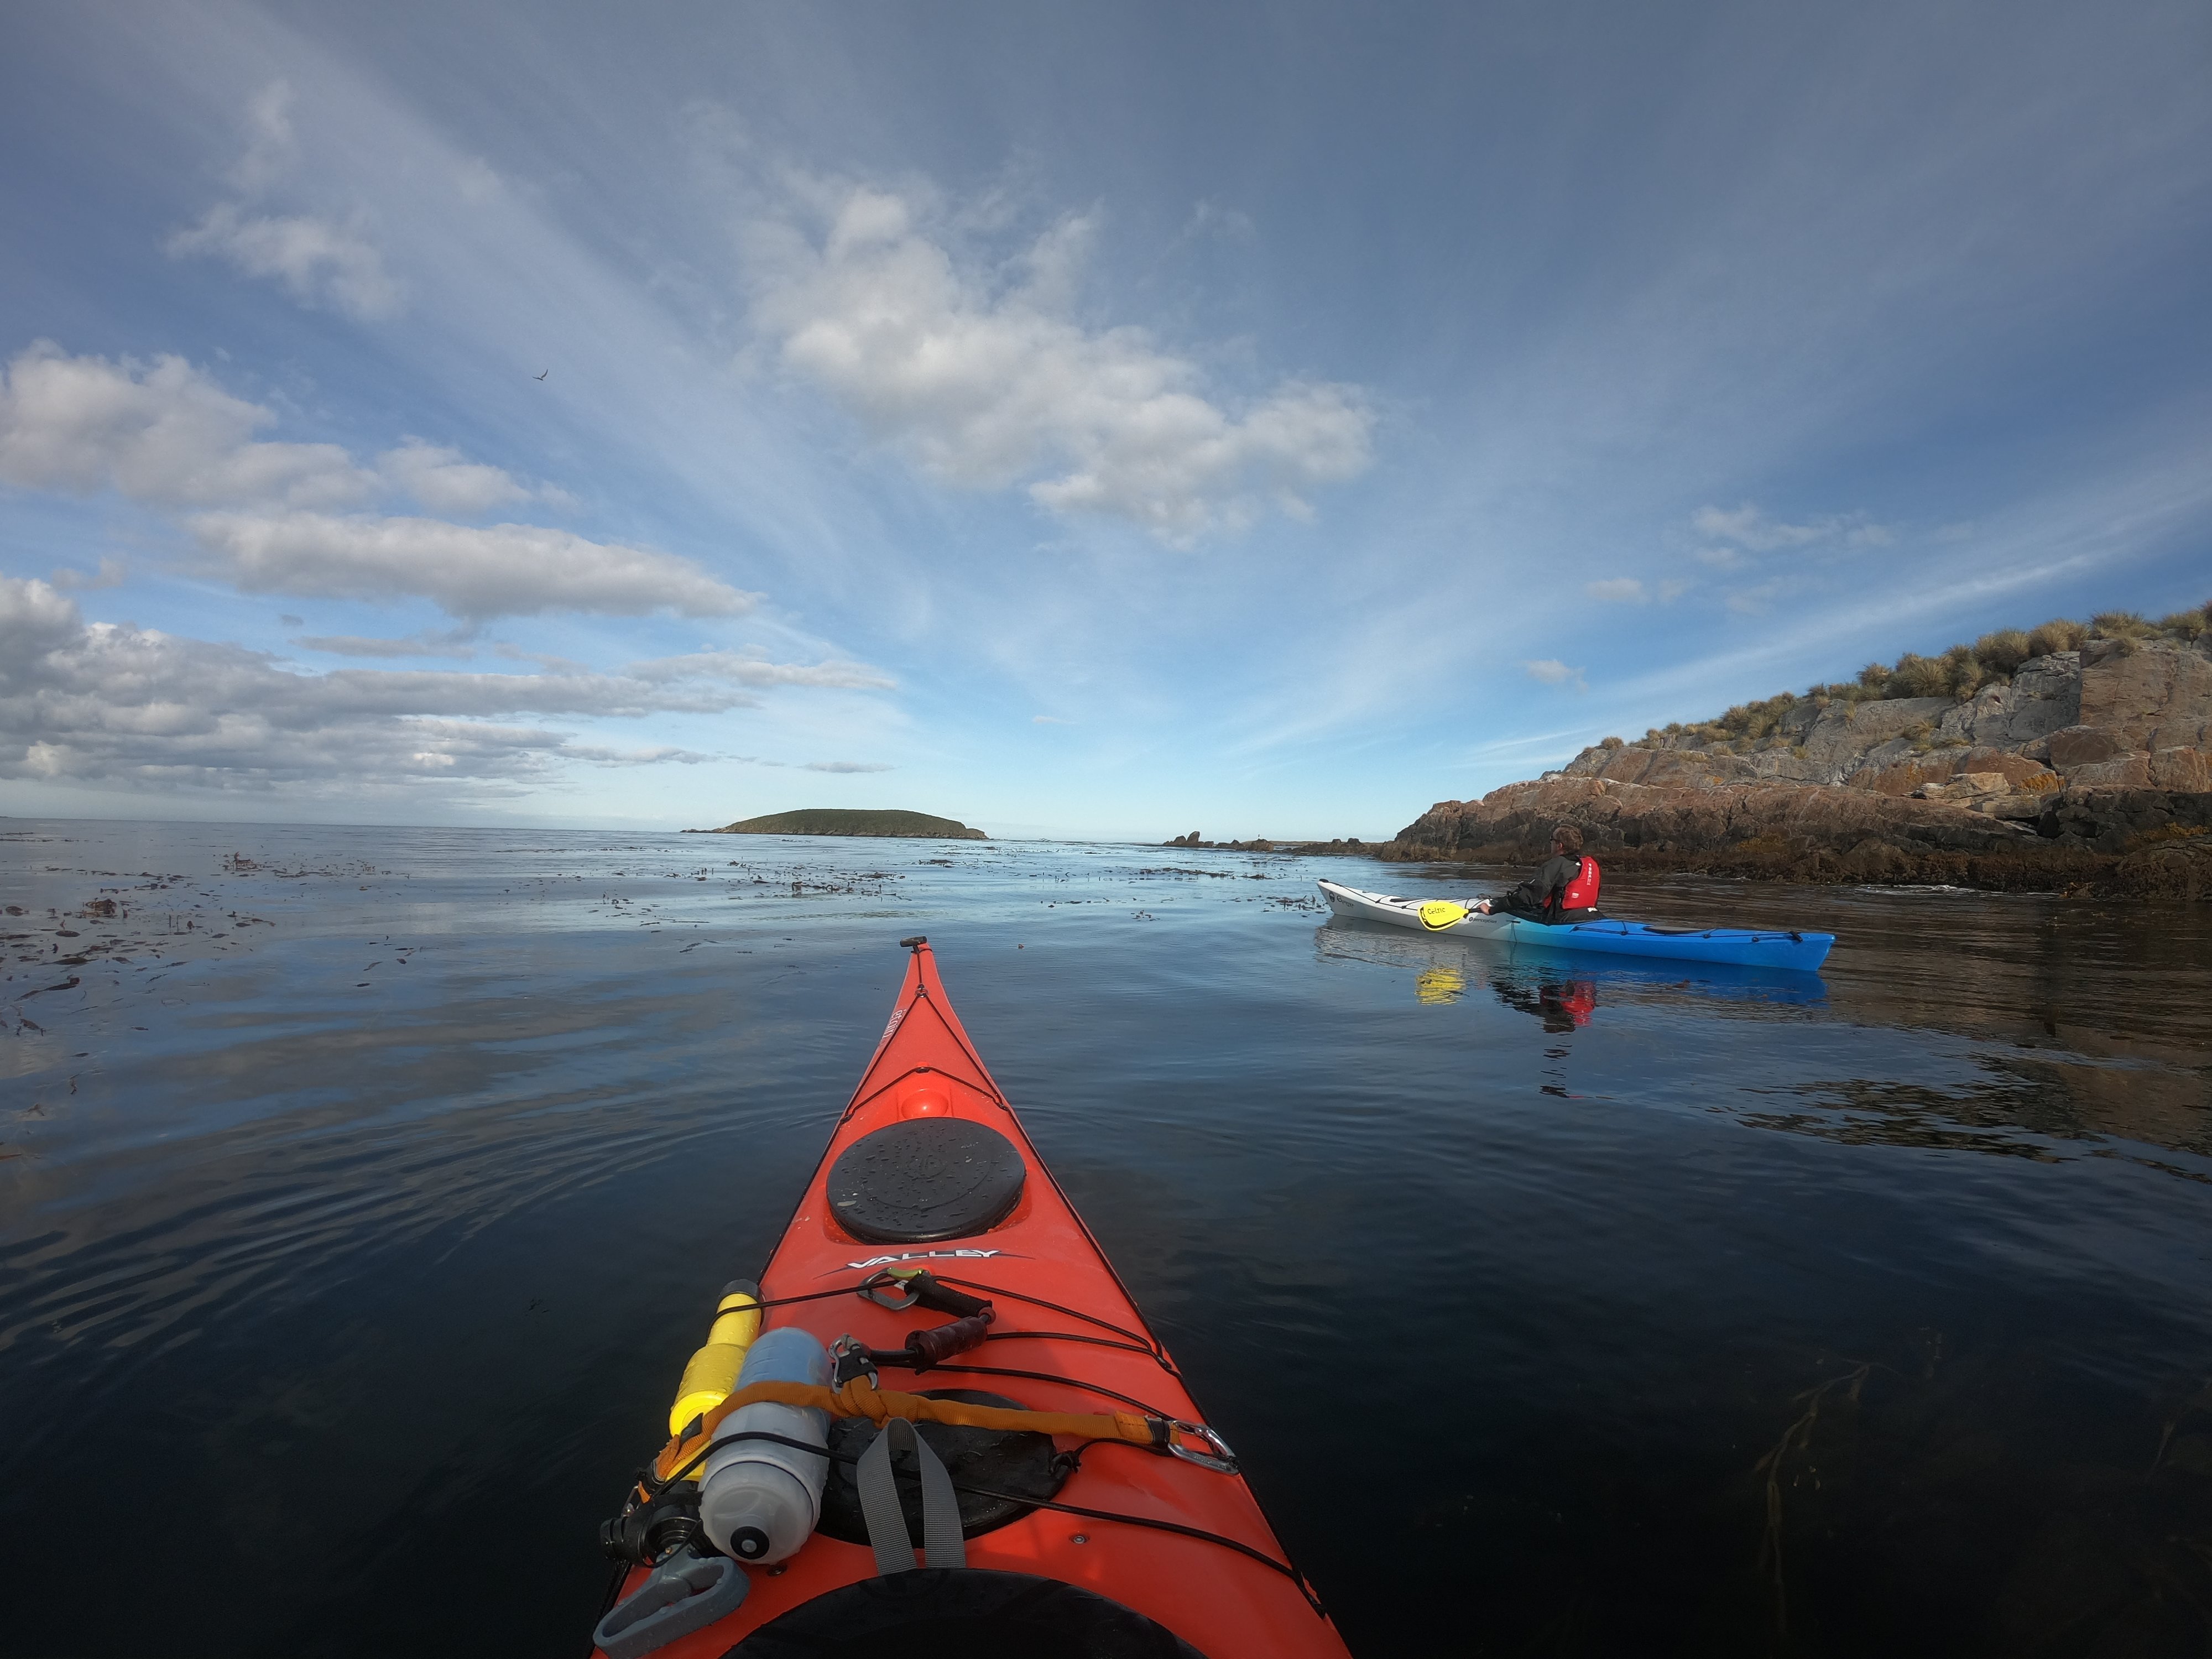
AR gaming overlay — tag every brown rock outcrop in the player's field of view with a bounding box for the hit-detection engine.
[1388,776,2210,899]
[2151,747,2212,792]
[2043,724,2128,770]
[2065,747,2212,793]
[1395,638,2212,900]
[1849,747,2058,796]
[1397,776,2039,867]
[2078,637,2212,747]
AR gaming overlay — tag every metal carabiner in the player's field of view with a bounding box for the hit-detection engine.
[1167,1420,1239,1473]
[830,1334,880,1388]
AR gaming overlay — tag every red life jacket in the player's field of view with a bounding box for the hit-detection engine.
[1558,855,1601,911]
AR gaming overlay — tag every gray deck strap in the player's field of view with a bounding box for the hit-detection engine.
[855,1416,968,1575]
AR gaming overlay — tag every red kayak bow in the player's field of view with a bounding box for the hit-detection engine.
[593,937,1350,1658]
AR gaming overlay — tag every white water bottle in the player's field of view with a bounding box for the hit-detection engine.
[697,1327,831,1564]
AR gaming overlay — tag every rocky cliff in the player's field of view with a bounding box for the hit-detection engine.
[1390,627,2212,900]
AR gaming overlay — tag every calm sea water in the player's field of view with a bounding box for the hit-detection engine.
[3,820,2210,1657]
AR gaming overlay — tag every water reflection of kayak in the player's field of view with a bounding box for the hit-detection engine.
[592,937,1352,1659]
[1330,927,1829,1014]
[1318,879,1834,972]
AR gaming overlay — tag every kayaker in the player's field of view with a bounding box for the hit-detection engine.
[1475,825,1601,923]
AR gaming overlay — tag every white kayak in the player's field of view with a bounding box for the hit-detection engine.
[1317,879,1834,971]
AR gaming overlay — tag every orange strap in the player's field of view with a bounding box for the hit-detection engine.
[654,1375,1157,1483]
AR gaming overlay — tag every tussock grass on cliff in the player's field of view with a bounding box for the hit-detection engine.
[2028,617,2089,658]
[1974,628,2033,673]
[2163,609,2209,641]
[1635,602,2212,748]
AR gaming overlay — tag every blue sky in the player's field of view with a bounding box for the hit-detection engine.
[2,0,2206,838]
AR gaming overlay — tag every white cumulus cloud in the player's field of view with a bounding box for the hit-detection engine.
[1523,658,1588,691]
[1585,577,1647,603]
[751,185,1374,544]
[188,511,755,622]
[0,576,884,794]
[0,341,373,508]
[227,81,301,196]
[3,344,748,620]
[166,81,402,321]
[377,439,532,515]
[168,203,403,321]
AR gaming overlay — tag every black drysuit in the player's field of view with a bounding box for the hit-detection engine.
[1495,854,1599,924]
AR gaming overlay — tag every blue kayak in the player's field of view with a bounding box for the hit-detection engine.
[1317,879,1834,971]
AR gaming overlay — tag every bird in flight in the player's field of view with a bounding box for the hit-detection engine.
[534,369,549,380]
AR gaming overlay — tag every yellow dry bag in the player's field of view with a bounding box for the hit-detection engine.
[667,1278,763,1436]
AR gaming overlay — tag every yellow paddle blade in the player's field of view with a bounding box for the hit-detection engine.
[1418,900,1469,931]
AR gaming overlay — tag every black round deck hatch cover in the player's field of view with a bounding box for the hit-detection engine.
[718,1567,1208,1658]
[817,1390,1065,1546]
[826,1118,1025,1243]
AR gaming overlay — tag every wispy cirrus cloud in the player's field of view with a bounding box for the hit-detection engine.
[750,184,1374,544]
[1585,575,1687,604]
[565,743,719,767]
[1585,577,1647,603]
[1682,500,1897,612]
[719,756,894,772]
[1692,503,1833,552]
[290,629,478,659]
[50,557,128,591]
[1724,579,1794,616]
[628,649,892,690]
[1691,502,1893,567]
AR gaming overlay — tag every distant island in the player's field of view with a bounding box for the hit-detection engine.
[1389,605,2210,901]
[690,808,989,840]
